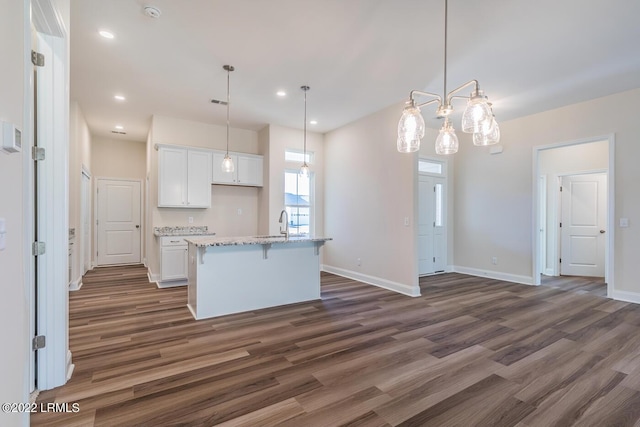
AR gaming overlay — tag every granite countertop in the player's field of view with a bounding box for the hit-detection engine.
[183,235,332,247]
[153,226,216,237]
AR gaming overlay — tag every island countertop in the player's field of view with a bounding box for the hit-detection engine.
[183,235,332,247]
[153,226,216,237]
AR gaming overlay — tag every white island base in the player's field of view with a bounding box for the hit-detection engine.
[186,237,329,320]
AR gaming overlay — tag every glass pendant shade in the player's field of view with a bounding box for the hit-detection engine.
[397,104,425,153]
[461,96,493,133]
[221,154,234,173]
[473,118,500,146]
[299,163,310,178]
[435,119,459,155]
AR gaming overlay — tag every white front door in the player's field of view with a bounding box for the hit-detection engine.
[96,179,141,265]
[560,173,606,277]
[418,175,446,275]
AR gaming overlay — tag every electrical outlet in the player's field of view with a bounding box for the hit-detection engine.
[491,257,498,265]
[237,208,243,216]
[188,216,194,224]
[357,258,361,266]
[404,217,410,226]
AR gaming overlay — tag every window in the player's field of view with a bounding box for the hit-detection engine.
[284,171,312,236]
[435,183,443,227]
[419,159,443,175]
[285,149,314,164]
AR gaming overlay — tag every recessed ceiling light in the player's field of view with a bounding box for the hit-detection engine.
[310,120,318,125]
[276,91,286,97]
[114,125,124,130]
[114,95,126,101]
[99,30,115,39]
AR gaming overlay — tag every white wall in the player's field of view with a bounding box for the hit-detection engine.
[146,115,260,278]
[324,102,419,296]
[260,124,324,236]
[92,136,145,179]
[454,88,640,295]
[0,1,28,425]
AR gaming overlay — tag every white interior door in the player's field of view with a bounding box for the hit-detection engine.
[97,179,141,265]
[560,173,606,277]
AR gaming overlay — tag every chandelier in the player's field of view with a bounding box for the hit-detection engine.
[397,0,500,154]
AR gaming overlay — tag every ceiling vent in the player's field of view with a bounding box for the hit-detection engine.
[211,99,228,106]
[111,130,127,135]
[143,6,161,18]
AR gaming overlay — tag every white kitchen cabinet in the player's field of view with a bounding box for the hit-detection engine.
[158,146,212,208]
[160,236,188,282]
[212,151,263,187]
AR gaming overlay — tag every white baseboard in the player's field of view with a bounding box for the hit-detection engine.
[68,276,83,291]
[157,280,187,288]
[66,350,75,381]
[322,265,420,297]
[452,265,534,286]
[610,289,640,304]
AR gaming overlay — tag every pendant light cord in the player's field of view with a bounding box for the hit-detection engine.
[443,0,448,100]
[303,89,307,164]
[226,68,230,155]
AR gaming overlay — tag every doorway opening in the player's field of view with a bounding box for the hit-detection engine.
[418,158,447,276]
[533,136,614,297]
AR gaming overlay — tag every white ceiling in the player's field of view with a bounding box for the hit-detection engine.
[70,0,640,142]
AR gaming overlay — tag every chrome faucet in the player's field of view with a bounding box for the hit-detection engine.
[278,209,289,239]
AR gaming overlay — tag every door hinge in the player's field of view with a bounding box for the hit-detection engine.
[433,221,435,227]
[560,186,563,192]
[559,222,562,228]
[433,257,436,262]
[32,146,46,161]
[433,186,436,192]
[32,241,46,256]
[559,258,562,263]
[31,50,45,67]
[32,335,46,351]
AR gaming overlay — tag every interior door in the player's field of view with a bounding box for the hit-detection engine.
[560,173,606,277]
[96,179,141,265]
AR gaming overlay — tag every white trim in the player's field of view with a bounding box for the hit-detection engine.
[532,134,615,294]
[452,265,534,286]
[68,277,82,291]
[610,290,640,305]
[156,280,187,289]
[147,270,159,284]
[65,350,74,381]
[322,265,421,297]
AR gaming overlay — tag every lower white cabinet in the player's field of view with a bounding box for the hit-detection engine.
[160,236,188,281]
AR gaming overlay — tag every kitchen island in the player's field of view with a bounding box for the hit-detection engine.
[184,235,332,320]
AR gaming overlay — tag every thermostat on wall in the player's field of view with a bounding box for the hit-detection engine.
[1,121,22,153]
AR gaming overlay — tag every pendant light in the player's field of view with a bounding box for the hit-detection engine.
[300,85,310,178]
[221,64,235,173]
[398,0,498,154]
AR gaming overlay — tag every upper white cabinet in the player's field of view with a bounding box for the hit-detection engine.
[158,146,212,208]
[212,151,263,187]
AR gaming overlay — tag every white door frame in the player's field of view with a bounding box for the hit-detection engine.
[532,135,615,297]
[94,177,144,265]
[80,166,91,275]
[27,0,71,392]
[538,175,547,276]
[417,157,448,277]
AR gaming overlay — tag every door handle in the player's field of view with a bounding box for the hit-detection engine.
[136,225,140,229]
[600,230,606,233]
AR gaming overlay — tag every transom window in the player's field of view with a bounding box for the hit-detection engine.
[285,149,314,164]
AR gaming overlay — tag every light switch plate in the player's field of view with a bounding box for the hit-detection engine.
[620,218,629,228]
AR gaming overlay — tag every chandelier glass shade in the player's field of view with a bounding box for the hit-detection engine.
[397,102,425,153]
[397,0,499,154]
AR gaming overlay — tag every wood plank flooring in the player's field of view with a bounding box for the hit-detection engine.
[32,265,640,426]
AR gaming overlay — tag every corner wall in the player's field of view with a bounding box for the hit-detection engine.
[324,102,419,296]
[0,1,28,425]
[454,88,640,295]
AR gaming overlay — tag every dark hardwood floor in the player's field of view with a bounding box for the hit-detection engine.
[540,274,607,297]
[32,265,640,426]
